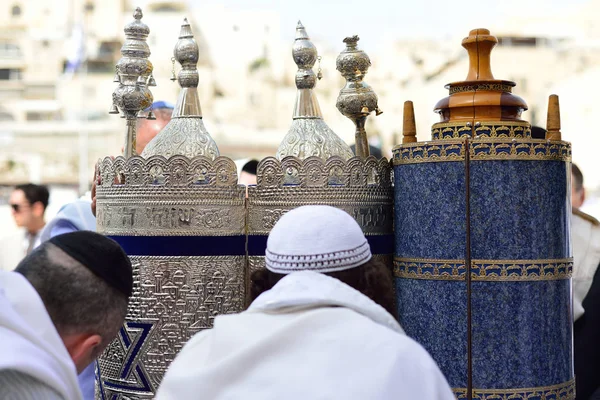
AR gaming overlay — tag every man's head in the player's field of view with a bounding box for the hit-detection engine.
[572,163,585,209]
[10,184,49,232]
[135,101,174,155]
[530,125,547,139]
[250,205,396,317]
[15,231,133,373]
[350,144,383,159]
[239,159,258,186]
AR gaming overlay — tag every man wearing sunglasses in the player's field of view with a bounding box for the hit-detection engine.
[1,184,49,271]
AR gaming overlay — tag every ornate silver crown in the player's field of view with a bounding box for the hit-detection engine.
[276,21,353,161]
[141,18,219,159]
[248,24,394,275]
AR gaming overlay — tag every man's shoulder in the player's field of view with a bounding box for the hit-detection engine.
[573,208,600,227]
[0,369,65,399]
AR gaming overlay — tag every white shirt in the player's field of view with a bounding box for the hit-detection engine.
[0,271,83,400]
[157,271,454,400]
[572,209,600,321]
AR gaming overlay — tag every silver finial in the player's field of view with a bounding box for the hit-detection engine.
[292,20,319,116]
[336,35,382,159]
[111,7,154,158]
[276,22,353,162]
[141,18,219,159]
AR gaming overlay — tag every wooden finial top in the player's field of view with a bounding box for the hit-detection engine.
[402,101,417,143]
[433,28,528,126]
[546,94,561,141]
[462,28,497,81]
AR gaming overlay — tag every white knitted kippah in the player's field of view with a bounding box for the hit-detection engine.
[265,205,372,274]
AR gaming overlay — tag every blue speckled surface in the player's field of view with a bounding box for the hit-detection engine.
[394,162,466,259]
[471,279,573,388]
[393,156,572,391]
[396,278,467,388]
[469,160,570,260]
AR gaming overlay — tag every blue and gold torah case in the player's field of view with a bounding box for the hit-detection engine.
[393,29,574,399]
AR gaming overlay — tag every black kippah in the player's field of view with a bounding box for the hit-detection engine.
[48,231,133,297]
[242,159,258,175]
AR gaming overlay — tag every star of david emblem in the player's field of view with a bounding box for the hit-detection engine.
[97,321,154,399]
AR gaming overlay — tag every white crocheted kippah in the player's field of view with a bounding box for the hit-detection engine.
[265,205,372,274]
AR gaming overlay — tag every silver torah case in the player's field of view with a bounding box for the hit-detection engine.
[248,24,393,276]
[95,16,245,399]
[95,155,245,398]
[247,155,394,275]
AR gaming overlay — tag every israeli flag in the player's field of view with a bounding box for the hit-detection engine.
[64,24,85,77]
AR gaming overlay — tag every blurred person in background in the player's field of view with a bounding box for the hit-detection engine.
[571,163,600,321]
[350,143,383,158]
[91,101,174,216]
[532,126,600,398]
[0,184,49,271]
[0,231,132,400]
[572,162,587,210]
[239,159,258,186]
[238,159,258,198]
[134,101,174,156]
[571,163,600,400]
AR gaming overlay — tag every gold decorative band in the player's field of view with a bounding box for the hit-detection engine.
[392,139,571,165]
[394,258,573,281]
[471,259,573,281]
[392,140,466,165]
[448,82,514,95]
[393,258,466,280]
[470,138,571,162]
[453,378,575,400]
[432,120,530,140]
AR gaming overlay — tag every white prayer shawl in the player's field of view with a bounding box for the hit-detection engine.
[573,211,600,321]
[0,271,83,400]
[157,271,455,400]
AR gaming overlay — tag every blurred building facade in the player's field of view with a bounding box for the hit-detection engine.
[1,0,600,195]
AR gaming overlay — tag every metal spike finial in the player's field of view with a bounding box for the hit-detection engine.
[112,6,154,158]
[141,18,220,160]
[336,35,381,158]
[546,94,561,141]
[295,20,309,40]
[173,17,199,90]
[291,21,320,115]
[133,7,143,20]
[402,101,417,143]
[276,22,353,162]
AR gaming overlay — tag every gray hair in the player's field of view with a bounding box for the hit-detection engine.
[16,243,129,353]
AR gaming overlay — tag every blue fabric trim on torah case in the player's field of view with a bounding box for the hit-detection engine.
[247,234,395,256]
[108,235,247,256]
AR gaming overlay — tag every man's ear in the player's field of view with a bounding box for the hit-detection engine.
[65,333,102,374]
[32,201,45,218]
